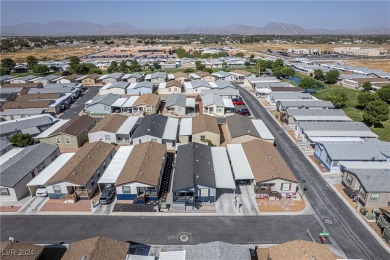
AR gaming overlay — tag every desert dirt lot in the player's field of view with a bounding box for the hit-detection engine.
[236,43,386,52]
[344,59,390,72]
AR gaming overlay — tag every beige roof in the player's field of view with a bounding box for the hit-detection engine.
[231,70,251,76]
[46,141,114,186]
[0,241,44,260]
[1,83,43,88]
[354,77,390,84]
[15,93,61,101]
[89,114,128,133]
[2,100,52,109]
[133,93,159,107]
[173,72,189,79]
[192,114,220,135]
[85,73,101,80]
[166,80,182,88]
[196,71,211,78]
[242,139,297,184]
[61,236,129,260]
[51,115,95,137]
[64,74,80,80]
[267,240,340,260]
[116,141,166,186]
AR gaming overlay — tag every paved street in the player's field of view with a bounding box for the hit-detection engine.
[0,215,322,245]
[239,87,389,259]
[59,86,100,120]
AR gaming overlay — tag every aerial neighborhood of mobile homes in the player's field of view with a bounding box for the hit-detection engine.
[1,44,390,257]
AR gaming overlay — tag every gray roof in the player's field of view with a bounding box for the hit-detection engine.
[165,93,186,108]
[131,81,154,89]
[105,73,123,79]
[17,75,39,81]
[213,71,232,77]
[89,93,120,106]
[279,100,335,108]
[285,108,347,117]
[0,108,44,116]
[319,141,390,161]
[43,75,61,81]
[107,82,129,89]
[345,168,390,192]
[190,80,210,89]
[123,72,143,79]
[132,114,168,139]
[28,86,74,94]
[298,122,372,132]
[0,75,14,81]
[255,82,291,88]
[202,93,224,107]
[151,72,167,79]
[212,80,236,89]
[201,89,239,97]
[186,241,251,260]
[172,143,216,192]
[0,88,24,94]
[0,115,57,135]
[0,143,58,187]
[0,140,12,151]
[270,92,313,100]
[226,114,260,139]
[44,83,79,88]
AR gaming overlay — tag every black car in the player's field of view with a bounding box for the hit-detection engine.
[236,108,250,116]
[99,187,116,204]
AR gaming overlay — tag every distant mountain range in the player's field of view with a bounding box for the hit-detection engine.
[2,21,390,36]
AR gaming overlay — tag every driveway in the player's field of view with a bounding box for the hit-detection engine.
[215,189,239,215]
[60,86,100,120]
[18,196,48,214]
[236,183,260,215]
[92,200,116,215]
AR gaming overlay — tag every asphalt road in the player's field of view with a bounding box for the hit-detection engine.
[0,215,322,245]
[59,86,100,120]
[239,87,389,259]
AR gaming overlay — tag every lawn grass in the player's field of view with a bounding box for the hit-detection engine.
[313,84,390,142]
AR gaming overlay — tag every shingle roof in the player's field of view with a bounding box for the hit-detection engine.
[106,82,129,89]
[267,240,339,260]
[173,72,189,79]
[186,241,251,260]
[192,114,219,135]
[285,108,348,117]
[202,92,224,107]
[165,93,186,107]
[85,73,101,80]
[0,140,12,151]
[0,115,57,135]
[89,93,120,106]
[50,115,95,137]
[190,80,210,89]
[132,114,168,139]
[231,70,251,76]
[64,74,80,80]
[0,143,59,187]
[278,100,335,108]
[89,114,128,133]
[242,139,297,183]
[0,241,44,260]
[15,93,61,101]
[195,71,210,78]
[345,168,390,192]
[46,141,114,186]
[2,100,53,109]
[166,80,182,88]
[298,121,373,132]
[129,81,154,89]
[172,143,216,191]
[61,236,129,260]
[132,93,159,107]
[1,83,42,88]
[211,80,236,89]
[226,114,260,139]
[150,72,167,79]
[115,141,166,186]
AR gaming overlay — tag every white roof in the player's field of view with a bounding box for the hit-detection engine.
[159,250,186,260]
[122,96,139,108]
[252,119,275,140]
[98,146,134,184]
[226,144,254,180]
[126,255,154,260]
[0,148,25,166]
[222,98,234,108]
[101,83,113,90]
[341,161,390,169]
[293,115,353,122]
[189,73,201,79]
[158,82,167,89]
[256,88,272,94]
[305,130,377,138]
[111,97,128,107]
[35,119,70,139]
[186,98,195,108]
[310,137,364,143]
[179,118,192,136]
[162,117,179,141]
[26,153,75,187]
[211,147,236,189]
[168,74,175,80]
[116,117,139,135]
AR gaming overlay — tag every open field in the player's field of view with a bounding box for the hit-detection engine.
[237,43,388,52]
[313,85,390,141]
[345,59,390,72]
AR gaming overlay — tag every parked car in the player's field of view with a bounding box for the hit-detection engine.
[232,98,245,105]
[236,108,250,116]
[36,185,48,197]
[99,186,116,204]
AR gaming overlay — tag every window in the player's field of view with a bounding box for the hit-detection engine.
[216,106,222,112]
[66,137,71,144]
[281,183,291,191]
[346,174,353,185]
[151,139,157,142]
[56,137,61,144]
[209,107,214,113]
[105,135,111,142]
[53,185,62,194]
[146,106,153,112]
[370,193,379,202]
[168,88,172,92]
[122,186,131,194]
[359,187,366,200]
[0,188,10,196]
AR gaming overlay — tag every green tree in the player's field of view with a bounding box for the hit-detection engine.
[377,85,390,103]
[363,100,390,126]
[195,60,206,71]
[69,56,81,72]
[244,61,250,67]
[107,61,119,73]
[1,58,16,70]
[325,91,347,108]
[119,60,128,73]
[153,62,161,70]
[272,67,283,78]
[357,92,378,108]
[32,64,49,75]
[175,48,188,58]
[324,69,340,84]
[89,68,102,74]
[234,52,245,57]
[222,62,227,68]
[0,66,11,76]
[9,133,35,147]
[184,68,195,73]
[26,55,38,70]
[253,60,266,76]
[129,60,142,72]
[362,81,372,92]
[272,58,284,69]
[280,67,295,78]
[299,77,316,89]
[313,69,324,80]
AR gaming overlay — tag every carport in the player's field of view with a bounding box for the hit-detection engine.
[226,144,254,183]
[26,153,75,196]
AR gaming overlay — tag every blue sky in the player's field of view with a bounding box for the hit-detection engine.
[1,1,389,29]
